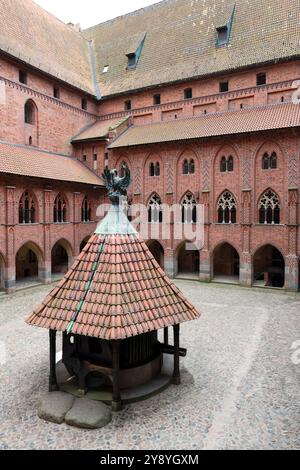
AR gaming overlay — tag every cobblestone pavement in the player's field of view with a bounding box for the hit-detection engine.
[0,281,299,450]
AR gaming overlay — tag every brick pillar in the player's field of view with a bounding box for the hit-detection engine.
[5,186,16,291]
[164,248,176,278]
[73,192,81,256]
[199,191,211,281]
[285,189,298,291]
[240,190,252,286]
[42,189,52,283]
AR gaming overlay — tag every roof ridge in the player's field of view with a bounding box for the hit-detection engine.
[31,0,87,40]
[82,0,168,32]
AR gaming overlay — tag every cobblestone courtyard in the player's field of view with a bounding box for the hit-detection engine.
[0,281,299,450]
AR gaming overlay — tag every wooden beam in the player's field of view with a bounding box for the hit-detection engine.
[49,329,59,392]
[172,324,180,385]
[160,344,186,357]
[112,340,122,412]
[164,327,169,345]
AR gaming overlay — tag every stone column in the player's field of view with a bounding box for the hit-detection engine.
[73,192,81,256]
[285,188,298,292]
[240,189,252,287]
[164,248,176,278]
[42,189,52,284]
[5,186,16,292]
[199,191,211,281]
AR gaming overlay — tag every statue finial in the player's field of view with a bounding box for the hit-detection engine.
[101,163,131,204]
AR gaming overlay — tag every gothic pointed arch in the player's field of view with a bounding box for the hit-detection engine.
[258,189,280,224]
[217,190,237,224]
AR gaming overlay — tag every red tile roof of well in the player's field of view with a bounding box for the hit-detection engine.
[0,140,102,186]
[26,233,200,340]
[109,103,300,148]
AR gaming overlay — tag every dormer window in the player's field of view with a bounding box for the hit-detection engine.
[127,53,136,68]
[216,5,236,47]
[216,26,228,46]
[126,32,146,70]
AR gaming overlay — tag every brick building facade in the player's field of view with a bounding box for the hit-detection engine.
[0,0,299,291]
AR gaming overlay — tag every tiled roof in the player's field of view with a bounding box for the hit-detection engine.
[84,0,300,97]
[26,231,200,340]
[0,0,94,95]
[109,103,300,148]
[72,117,130,143]
[0,140,102,185]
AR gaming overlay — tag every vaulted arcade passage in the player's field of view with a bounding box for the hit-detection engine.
[213,243,240,283]
[253,245,285,288]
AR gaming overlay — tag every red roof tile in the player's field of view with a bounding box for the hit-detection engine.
[109,103,300,148]
[72,117,130,142]
[0,140,102,186]
[26,232,200,340]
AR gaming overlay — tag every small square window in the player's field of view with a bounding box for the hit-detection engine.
[81,98,87,110]
[184,88,193,100]
[219,81,229,93]
[256,73,266,86]
[216,26,228,46]
[124,100,132,111]
[153,94,161,105]
[19,70,27,85]
[53,87,60,99]
[82,155,87,162]
[102,65,109,73]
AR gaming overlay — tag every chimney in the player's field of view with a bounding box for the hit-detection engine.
[67,22,81,33]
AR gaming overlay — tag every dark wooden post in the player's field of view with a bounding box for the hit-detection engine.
[164,327,169,345]
[172,324,180,385]
[112,340,122,412]
[49,329,58,392]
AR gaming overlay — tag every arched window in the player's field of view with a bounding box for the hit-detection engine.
[81,196,91,222]
[155,162,160,176]
[262,153,269,170]
[148,194,163,223]
[259,190,280,224]
[227,156,234,172]
[181,192,197,223]
[183,158,195,175]
[53,193,67,223]
[149,162,155,177]
[270,152,277,169]
[220,156,227,172]
[24,100,35,124]
[189,159,195,174]
[183,159,189,175]
[120,161,129,177]
[262,152,277,170]
[19,191,35,224]
[217,191,237,224]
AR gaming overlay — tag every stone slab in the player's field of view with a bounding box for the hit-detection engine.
[38,391,74,424]
[65,398,112,429]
